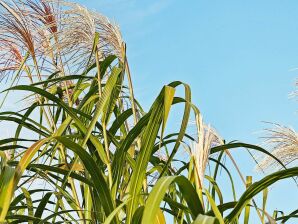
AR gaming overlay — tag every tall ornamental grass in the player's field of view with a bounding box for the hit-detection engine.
[0,1,297,223]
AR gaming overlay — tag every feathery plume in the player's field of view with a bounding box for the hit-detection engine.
[24,0,59,57]
[25,0,58,34]
[192,116,223,188]
[0,0,125,77]
[0,1,37,57]
[0,39,24,79]
[257,76,298,172]
[288,78,298,100]
[257,123,298,171]
[45,0,124,70]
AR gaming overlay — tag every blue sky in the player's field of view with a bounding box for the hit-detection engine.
[74,0,298,222]
[0,0,296,222]
[78,0,298,138]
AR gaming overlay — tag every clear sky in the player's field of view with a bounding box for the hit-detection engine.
[73,0,298,222]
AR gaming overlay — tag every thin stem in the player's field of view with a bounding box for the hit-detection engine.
[95,48,103,95]
[123,46,138,126]
[32,57,57,131]
[54,35,72,106]
[225,150,263,221]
